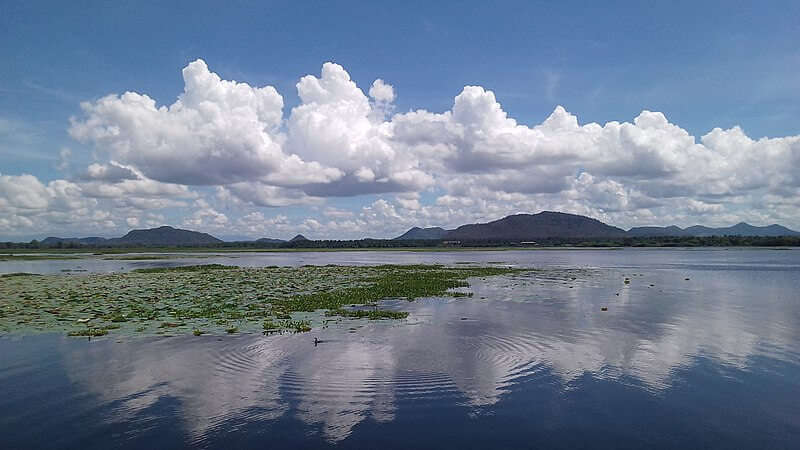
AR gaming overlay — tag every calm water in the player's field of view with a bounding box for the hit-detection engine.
[2,249,799,448]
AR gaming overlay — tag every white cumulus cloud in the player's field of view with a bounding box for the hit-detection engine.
[4,58,800,239]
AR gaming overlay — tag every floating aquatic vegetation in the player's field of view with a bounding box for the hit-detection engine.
[0,254,81,261]
[276,319,312,333]
[102,254,220,261]
[67,328,109,337]
[0,264,524,337]
[326,309,409,320]
[132,264,235,273]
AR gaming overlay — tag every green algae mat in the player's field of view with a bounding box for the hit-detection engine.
[0,264,523,337]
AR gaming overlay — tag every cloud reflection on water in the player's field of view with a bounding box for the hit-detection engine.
[59,260,800,443]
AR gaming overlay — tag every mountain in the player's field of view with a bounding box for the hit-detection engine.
[628,222,800,237]
[627,226,688,237]
[40,226,223,247]
[78,237,110,245]
[394,227,449,240]
[690,223,800,236]
[445,211,627,241]
[401,215,800,242]
[255,237,286,244]
[110,226,223,246]
[41,236,108,246]
[29,214,800,248]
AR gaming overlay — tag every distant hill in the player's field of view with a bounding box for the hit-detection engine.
[399,215,800,242]
[394,227,449,240]
[627,226,688,237]
[689,223,800,236]
[39,226,223,247]
[255,237,286,244]
[78,237,110,245]
[110,226,222,246]
[41,236,109,246]
[628,222,800,237]
[24,213,800,249]
[445,211,627,241]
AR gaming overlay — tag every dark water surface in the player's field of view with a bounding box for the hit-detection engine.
[2,249,799,448]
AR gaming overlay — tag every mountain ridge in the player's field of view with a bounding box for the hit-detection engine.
[26,213,800,247]
[628,222,800,237]
[41,236,109,246]
[394,213,800,241]
[439,211,627,241]
[255,237,286,244]
[39,226,222,246]
[112,226,223,246]
[394,227,449,240]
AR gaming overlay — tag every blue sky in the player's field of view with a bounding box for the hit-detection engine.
[1,1,799,240]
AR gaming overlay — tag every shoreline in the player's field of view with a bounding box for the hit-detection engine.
[2,245,796,258]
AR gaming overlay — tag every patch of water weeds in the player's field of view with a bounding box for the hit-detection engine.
[1,254,85,261]
[326,309,409,320]
[101,254,221,261]
[0,263,526,337]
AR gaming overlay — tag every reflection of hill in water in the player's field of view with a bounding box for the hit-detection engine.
[59,264,799,443]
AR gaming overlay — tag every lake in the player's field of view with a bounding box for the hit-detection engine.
[1,248,799,448]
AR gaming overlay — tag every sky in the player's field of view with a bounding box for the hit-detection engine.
[1,0,799,241]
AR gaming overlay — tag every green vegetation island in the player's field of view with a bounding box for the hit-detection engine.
[0,264,526,337]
